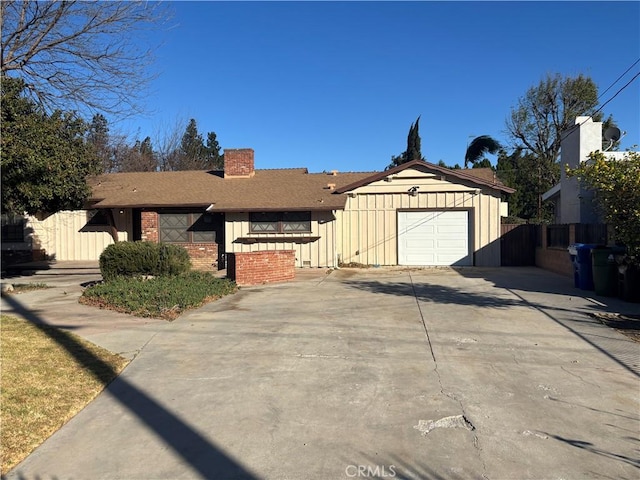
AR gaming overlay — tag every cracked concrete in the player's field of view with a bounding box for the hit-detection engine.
[414,415,475,434]
[4,265,640,479]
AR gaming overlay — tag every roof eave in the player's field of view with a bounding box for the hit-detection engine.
[335,160,515,194]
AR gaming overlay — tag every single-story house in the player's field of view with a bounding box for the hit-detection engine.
[4,149,514,270]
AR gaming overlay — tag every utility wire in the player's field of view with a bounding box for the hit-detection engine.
[597,57,640,100]
[590,70,640,118]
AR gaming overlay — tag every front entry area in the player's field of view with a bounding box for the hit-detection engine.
[397,210,471,266]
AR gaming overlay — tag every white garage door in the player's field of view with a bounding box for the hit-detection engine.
[398,210,471,266]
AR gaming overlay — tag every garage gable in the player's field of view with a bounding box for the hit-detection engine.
[335,161,508,268]
[336,160,514,196]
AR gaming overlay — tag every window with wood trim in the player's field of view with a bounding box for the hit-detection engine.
[159,212,216,243]
[249,212,311,233]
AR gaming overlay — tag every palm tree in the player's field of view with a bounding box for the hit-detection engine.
[465,135,502,168]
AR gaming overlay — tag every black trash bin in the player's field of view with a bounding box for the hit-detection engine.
[618,263,640,303]
[591,247,625,296]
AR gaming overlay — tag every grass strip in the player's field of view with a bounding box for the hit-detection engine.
[1,314,128,474]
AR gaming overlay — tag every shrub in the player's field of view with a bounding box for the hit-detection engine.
[99,241,191,281]
[81,272,237,320]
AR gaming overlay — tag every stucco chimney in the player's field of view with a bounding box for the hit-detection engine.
[224,148,255,178]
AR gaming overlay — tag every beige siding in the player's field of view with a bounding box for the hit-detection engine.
[225,211,337,268]
[336,168,503,267]
[28,209,130,261]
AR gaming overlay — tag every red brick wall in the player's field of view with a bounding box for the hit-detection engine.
[140,210,218,271]
[141,211,158,243]
[536,247,573,277]
[224,148,255,177]
[535,224,573,277]
[181,243,218,270]
[229,250,295,286]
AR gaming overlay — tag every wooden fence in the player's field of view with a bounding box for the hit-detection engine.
[500,223,609,267]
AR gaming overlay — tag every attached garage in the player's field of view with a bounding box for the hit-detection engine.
[335,160,514,267]
[397,210,471,266]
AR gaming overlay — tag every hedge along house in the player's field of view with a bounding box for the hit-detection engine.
[10,149,513,269]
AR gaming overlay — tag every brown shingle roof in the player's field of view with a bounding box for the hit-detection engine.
[89,161,513,211]
[89,169,373,211]
[335,160,515,194]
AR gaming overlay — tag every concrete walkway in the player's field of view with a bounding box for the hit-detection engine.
[3,266,639,479]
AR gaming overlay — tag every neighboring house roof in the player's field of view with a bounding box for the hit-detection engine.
[89,169,373,211]
[335,160,515,194]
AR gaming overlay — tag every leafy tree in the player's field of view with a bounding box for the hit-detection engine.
[568,151,640,262]
[1,1,167,116]
[465,135,502,168]
[496,148,555,222]
[1,77,99,215]
[388,116,425,169]
[504,73,618,220]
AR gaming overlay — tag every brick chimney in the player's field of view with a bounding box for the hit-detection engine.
[224,148,255,178]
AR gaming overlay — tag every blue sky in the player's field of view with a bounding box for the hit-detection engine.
[121,1,640,172]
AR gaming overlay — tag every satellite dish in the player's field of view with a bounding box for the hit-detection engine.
[604,126,621,142]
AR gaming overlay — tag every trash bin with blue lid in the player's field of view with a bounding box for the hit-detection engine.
[568,244,597,290]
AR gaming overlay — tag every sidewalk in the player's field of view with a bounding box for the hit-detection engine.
[1,262,167,359]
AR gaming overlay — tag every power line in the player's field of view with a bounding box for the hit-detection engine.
[597,57,640,100]
[590,70,640,118]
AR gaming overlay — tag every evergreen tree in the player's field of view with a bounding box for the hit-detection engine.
[117,136,157,172]
[88,114,117,172]
[387,116,425,169]
[205,131,224,170]
[166,118,223,170]
[406,116,422,162]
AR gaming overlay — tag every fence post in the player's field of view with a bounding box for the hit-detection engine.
[540,224,548,249]
[569,224,576,245]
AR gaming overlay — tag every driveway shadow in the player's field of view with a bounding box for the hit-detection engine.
[342,268,640,378]
[343,278,523,309]
[2,294,257,479]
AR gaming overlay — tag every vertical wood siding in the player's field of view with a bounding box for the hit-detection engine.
[28,210,130,261]
[225,211,336,268]
[336,175,503,266]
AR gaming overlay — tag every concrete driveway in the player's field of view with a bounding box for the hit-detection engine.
[4,267,640,479]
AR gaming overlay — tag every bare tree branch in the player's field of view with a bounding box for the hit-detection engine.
[1,0,169,117]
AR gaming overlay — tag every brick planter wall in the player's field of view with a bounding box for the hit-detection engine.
[229,250,296,286]
[536,247,573,277]
[535,224,573,277]
[140,210,218,271]
[182,243,218,270]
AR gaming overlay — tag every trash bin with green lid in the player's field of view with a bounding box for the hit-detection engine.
[591,246,625,296]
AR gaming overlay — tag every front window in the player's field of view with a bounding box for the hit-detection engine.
[250,212,311,233]
[159,212,216,243]
[1,214,25,243]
